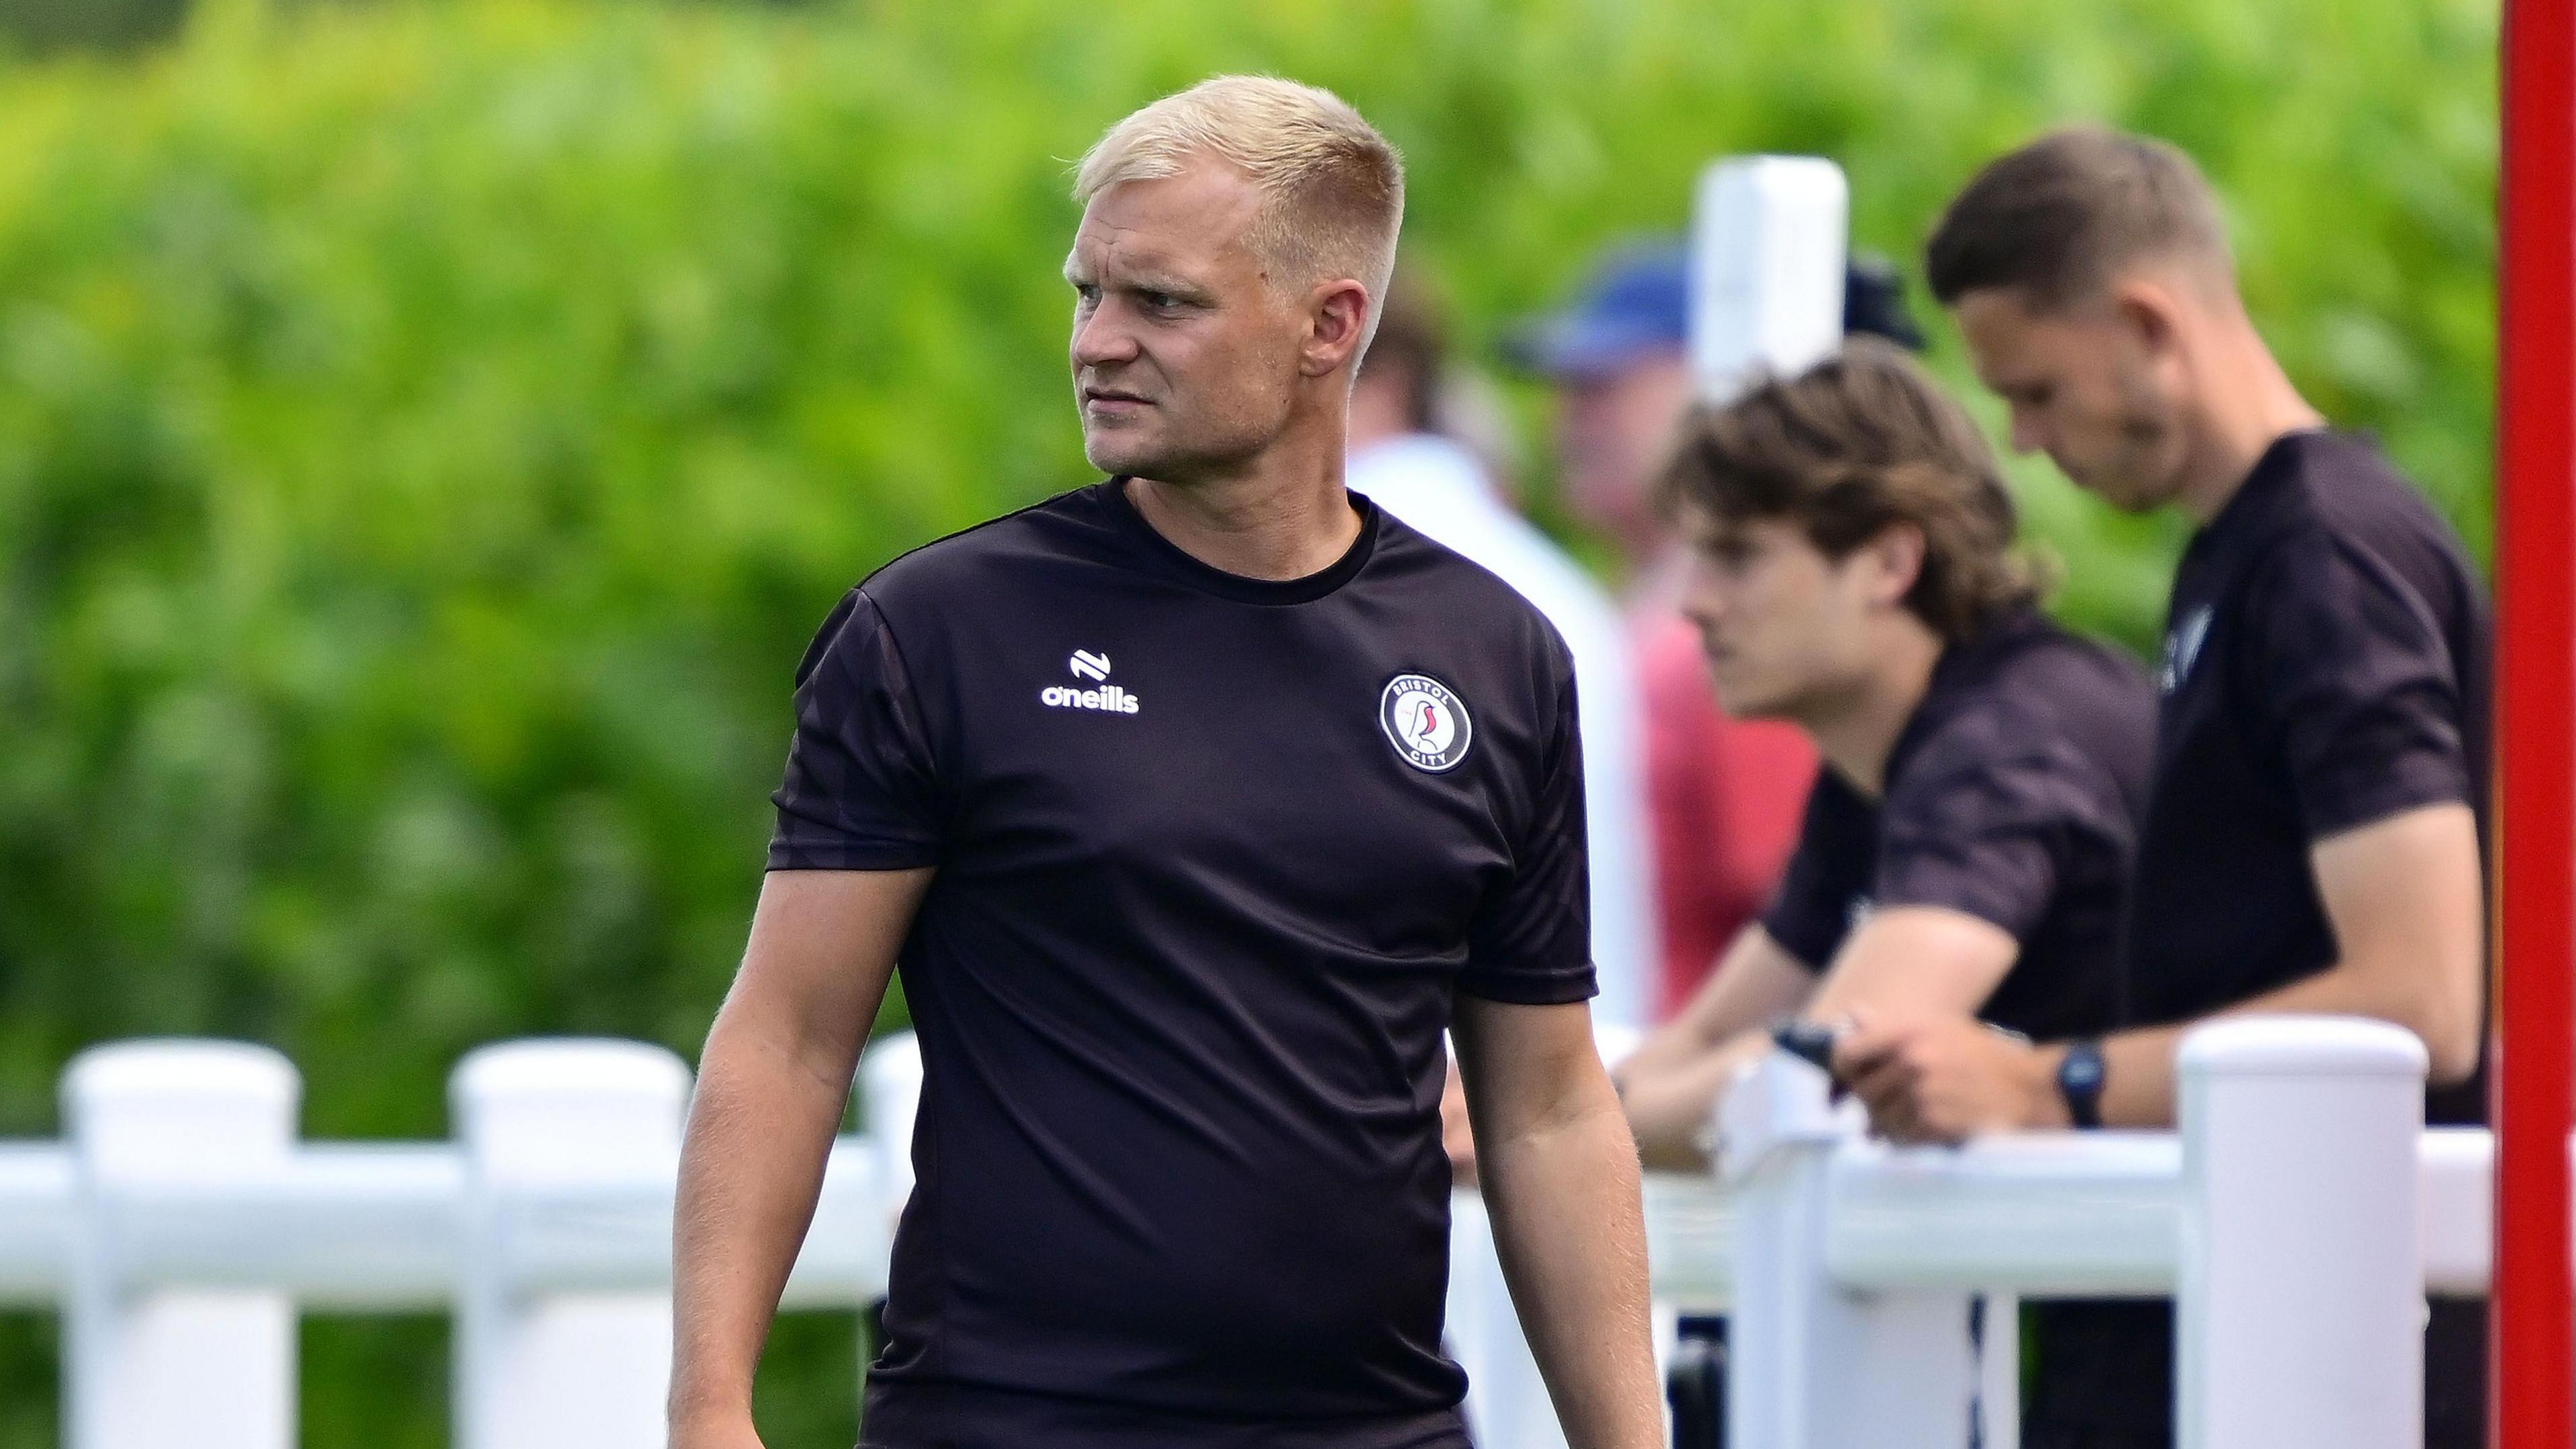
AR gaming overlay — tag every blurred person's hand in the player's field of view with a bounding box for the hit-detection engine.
[1440,1055,1478,1188]
[1615,1028,1772,1171]
[1833,1014,2068,1145]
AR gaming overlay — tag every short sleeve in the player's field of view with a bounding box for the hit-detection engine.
[1758,781,1866,972]
[2243,534,2472,839]
[1458,657,1598,1005]
[1874,733,2094,945]
[767,588,947,870]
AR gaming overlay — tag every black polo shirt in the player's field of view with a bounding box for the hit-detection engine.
[769,479,1593,1449]
[2029,430,2491,1449]
[1759,608,2153,1041]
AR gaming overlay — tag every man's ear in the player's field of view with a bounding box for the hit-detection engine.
[2110,276,2186,360]
[1861,523,1928,608]
[1302,280,1373,377]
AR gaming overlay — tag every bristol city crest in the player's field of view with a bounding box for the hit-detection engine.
[1380,674,1474,773]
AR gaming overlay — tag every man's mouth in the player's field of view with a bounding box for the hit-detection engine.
[1083,386,1152,411]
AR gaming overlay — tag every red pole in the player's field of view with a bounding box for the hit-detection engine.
[2495,1,2576,1444]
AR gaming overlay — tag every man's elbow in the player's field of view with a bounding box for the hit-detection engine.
[2403,960,2483,1088]
[2420,1004,2481,1089]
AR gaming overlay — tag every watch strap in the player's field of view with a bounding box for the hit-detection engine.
[2056,1038,2106,1130]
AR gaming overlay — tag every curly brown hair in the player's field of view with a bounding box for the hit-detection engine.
[1656,337,2041,641]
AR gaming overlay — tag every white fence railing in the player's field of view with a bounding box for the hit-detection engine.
[0,1018,2505,1449]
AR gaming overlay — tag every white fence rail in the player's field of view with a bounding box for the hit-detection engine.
[0,1018,2509,1448]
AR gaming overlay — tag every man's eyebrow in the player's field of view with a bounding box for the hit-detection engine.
[1124,273,1210,300]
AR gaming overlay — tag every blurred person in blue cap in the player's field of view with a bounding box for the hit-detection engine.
[1509,241,1924,1028]
[1511,240,1923,590]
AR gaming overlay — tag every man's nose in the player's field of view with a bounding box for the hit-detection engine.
[1678,572,1726,631]
[1072,303,1140,368]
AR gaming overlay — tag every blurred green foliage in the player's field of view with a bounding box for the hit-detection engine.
[0,0,2496,1441]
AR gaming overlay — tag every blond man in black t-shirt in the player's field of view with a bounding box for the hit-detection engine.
[666,76,1664,1449]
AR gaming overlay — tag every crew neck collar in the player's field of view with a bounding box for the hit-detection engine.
[2199,426,2332,539]
[1097,476,1380,605]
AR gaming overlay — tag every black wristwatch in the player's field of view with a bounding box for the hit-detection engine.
[2055,1038,2106,1129]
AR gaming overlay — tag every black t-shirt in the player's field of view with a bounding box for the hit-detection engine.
[2031,431,2492,1449]
[1758,609,2153,1042]
[2126,429,2491,1121]
[769,479,1593,1448]
[1754,610,2156,1449]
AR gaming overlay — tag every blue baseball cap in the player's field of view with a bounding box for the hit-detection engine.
[1506,237,1926,378]
[1504,240,1691,380]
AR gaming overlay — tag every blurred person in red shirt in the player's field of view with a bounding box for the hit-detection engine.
[1508,241,1926,1017]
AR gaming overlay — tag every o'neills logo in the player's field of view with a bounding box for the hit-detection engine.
[1380,673,1471,772]
[1041,649,1140,714]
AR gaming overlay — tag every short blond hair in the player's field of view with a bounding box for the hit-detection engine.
[1076,76,1405,345]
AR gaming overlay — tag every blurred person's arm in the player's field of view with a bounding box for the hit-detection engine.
[1617,910,2015,1169]
[1841,804,2481,1139]
[669,867,934,1447]
[1453,998,1664,1449]
[1613,928,1807,1168]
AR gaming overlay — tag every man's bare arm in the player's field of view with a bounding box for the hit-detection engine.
[669,867,934,1445]
[1617,926,1813,1081]
[1617,911,2015,1167]
[1453,997,1662,1449]
[2090,800,2482,1122]
[1839,803,2483,1139]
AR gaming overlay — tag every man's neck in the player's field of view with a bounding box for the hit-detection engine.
[2171,314,2328,525]
[1128,425,1361,582]
[1801,620,1946,800]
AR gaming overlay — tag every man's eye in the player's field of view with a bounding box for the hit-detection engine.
[1072,283,1100,305]
[1143,292,1181,311]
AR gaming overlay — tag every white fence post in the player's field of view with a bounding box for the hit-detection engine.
[453,1039,691,1449]
[1722,1051,1974,1449]
[859,1032,922,1236]
[63,1040,300,1449]
[858,1033,922,1403]
[2177,1017,2426,1449]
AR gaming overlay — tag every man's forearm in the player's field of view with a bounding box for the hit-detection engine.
[668,1019,855,1426]
[1476,1078,1662,1449]
[2096,955,2469,1128]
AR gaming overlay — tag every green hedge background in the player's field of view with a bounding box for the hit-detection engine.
[0,0,2498,1441]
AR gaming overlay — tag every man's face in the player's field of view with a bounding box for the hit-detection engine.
[1952,286,2190,513]
[1554,351,1695,555]
[1065,167,1306,482]
[1674,508,1884,721]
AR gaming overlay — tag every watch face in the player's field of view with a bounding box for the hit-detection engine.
[2064,1055,2104,1091]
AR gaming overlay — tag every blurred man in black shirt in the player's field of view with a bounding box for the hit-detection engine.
[1611,339,2154,1446]
[1617,339,2150,1160]
[1841,127,2488,1449]
[666,76,1664,1449]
